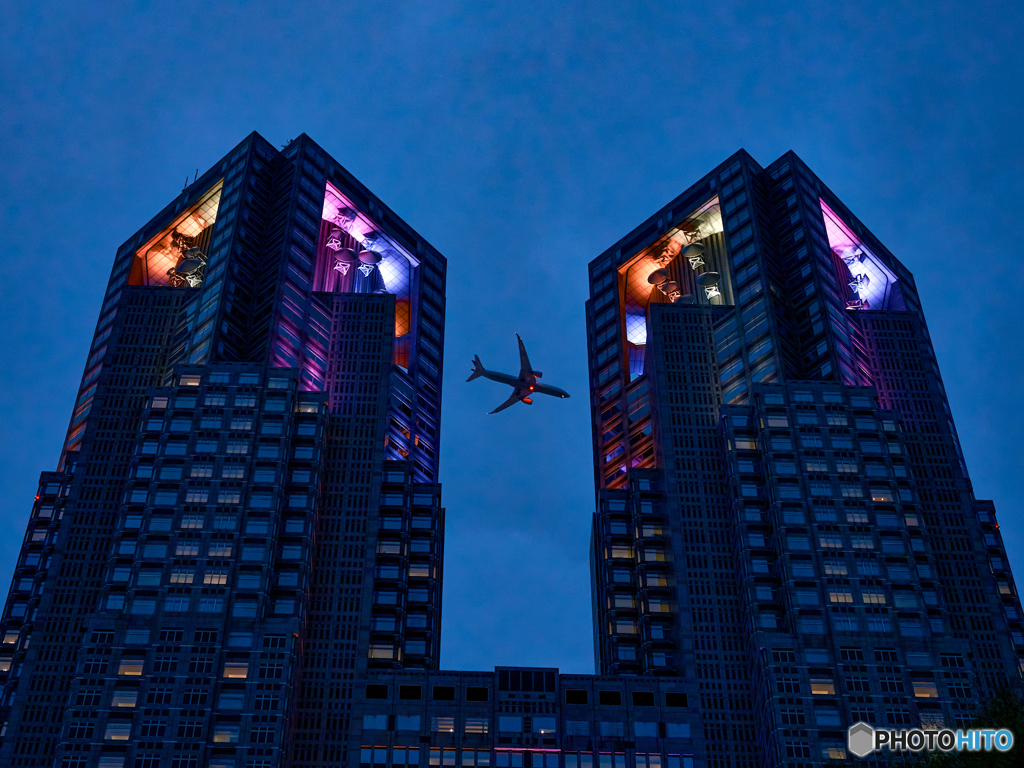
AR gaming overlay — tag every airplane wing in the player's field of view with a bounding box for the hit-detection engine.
[489,393,522,414]
[517,334,533,378]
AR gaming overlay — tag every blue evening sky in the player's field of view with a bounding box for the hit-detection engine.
[1,1,1022,673]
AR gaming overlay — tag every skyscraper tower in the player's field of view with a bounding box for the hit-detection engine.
[0,133,447,768]
[2,136,1021,768]
[586,150,1024,765]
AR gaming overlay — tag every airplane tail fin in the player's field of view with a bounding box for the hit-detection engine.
[466,355,486,382]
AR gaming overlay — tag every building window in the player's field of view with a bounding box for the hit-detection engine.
[369,644,395,660]
[164,596,190,612]
[599,721,625,737]
[634,721,657,738]
[498,716,522,732]
[393,748,421,767]
[396,715,421,731]
[117,660,144,676]
[810,678,835,695]
[533,717,556,734]
[213,723,239,743]
[111,689,138,708]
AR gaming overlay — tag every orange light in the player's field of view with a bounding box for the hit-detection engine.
[529,386,534,391]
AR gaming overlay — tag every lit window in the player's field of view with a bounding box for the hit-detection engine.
[117,660,144,676]
[870,488,894,503]
[533,717,557,734]
[369,644,394,659]
[168,568,193,585]
[204,570,228,586]
[431,716,456,733]
[643,548,666,562]
[213,724,239,743]
[647,599,671,613]
[111,689,138,708]
[104,722,132,740]
[223,662,248,679]
[810,678,835,695]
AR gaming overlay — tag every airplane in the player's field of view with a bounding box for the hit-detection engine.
[467,334,570,414]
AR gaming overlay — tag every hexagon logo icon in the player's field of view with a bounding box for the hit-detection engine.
[848,722,875,758]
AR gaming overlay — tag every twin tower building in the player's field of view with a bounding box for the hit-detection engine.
[0,133,1020,767]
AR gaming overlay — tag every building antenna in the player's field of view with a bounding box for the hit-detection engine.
[194,169,199,183]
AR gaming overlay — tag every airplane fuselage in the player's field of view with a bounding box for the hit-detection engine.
[479,370,569,400]
[467,335,570,413]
